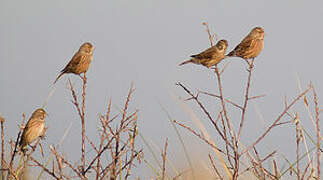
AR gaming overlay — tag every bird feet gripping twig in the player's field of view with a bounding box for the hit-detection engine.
[79,74,87,82]
[244,58,255,72]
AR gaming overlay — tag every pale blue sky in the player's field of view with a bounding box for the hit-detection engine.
[1,0,322,178]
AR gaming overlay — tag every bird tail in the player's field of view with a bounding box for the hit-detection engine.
[227,51,235,57]
[53,73,64,84]
[179,59,194,66]
[19,138,27,155]
[223,55,230,59]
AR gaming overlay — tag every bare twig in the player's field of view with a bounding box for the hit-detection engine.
[30,156,60,180]
[241,86,311,155]
[49,145,84,178]
[125,120,137,179]
[253,147,265,179]
[68,72,88,176]
[68,79,82,119]
[245,151,277,180]
[312,85,320,180]
[0,115,5,180]
[173,120,228,156]
[176,82,229,147]
[81,72,87,175]
[3,161,18,180]
[246,151,262,179]
[199,91,243,110]
[273,160,278,178]
[53,150,63,179]
[248,94,266,101]
[84,136,115,174]
[7,113,26,180]
[301,159,312,180]
[96,99,112,180]
[86,136,98,153]
[113,83,134,178]
[295,113,300,180]
[214,67,238,179]
[101,139,131,178]
[161,138,168,180]
[9,114,25,172]
[238,58,255,140]
[202,22,214,46]
[214,67,235,143]
[115,150,142,177]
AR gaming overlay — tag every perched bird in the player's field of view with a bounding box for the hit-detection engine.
[54,42,94,84]
[19,108,47,153]
[179,39,228,68]
[227,27,264,59]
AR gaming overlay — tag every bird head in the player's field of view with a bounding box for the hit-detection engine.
[32,108,47,119]
[216,39,228,51]
[80,42,94,54]
[250,27,265,40]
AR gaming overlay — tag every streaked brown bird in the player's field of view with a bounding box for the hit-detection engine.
[227,27,264,59]
[179,39,228,68]
[54,42,94,84]
[19,108,47,153]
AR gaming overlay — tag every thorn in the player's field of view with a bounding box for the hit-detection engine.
[184,97,195,101]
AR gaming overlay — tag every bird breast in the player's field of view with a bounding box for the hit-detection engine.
[252,39,264,58]
[75,55,93,74]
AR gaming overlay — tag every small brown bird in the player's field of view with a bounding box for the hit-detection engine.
[179,39,228,68]
[227,27,264,59]
[19,108,47,153]
[54,42,94,84]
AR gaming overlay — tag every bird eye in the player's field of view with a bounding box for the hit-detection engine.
[218,45,223,50]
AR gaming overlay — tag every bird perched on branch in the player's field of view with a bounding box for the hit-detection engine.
[54,42,94,83]
[19,108,47,153]
[179,39,228,68]
[227,27,264,60]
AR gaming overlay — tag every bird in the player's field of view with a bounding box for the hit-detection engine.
[179,39,228,68]
[19,108,47,153]
[227,27,264,60]
[54,42,94,84]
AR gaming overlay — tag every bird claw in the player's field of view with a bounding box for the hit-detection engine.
[243,59,255,71]
[79,74,87,82]
[243,59,251,66]
[78,75,84,80]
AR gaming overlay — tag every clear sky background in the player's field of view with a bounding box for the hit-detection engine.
[1,0,322,178]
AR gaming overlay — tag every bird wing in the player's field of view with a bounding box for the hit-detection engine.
[24,118,44,130]
[20,118,45,144]
[233,38,253,54]
[190,46,216,59]
[61,53,84,73]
